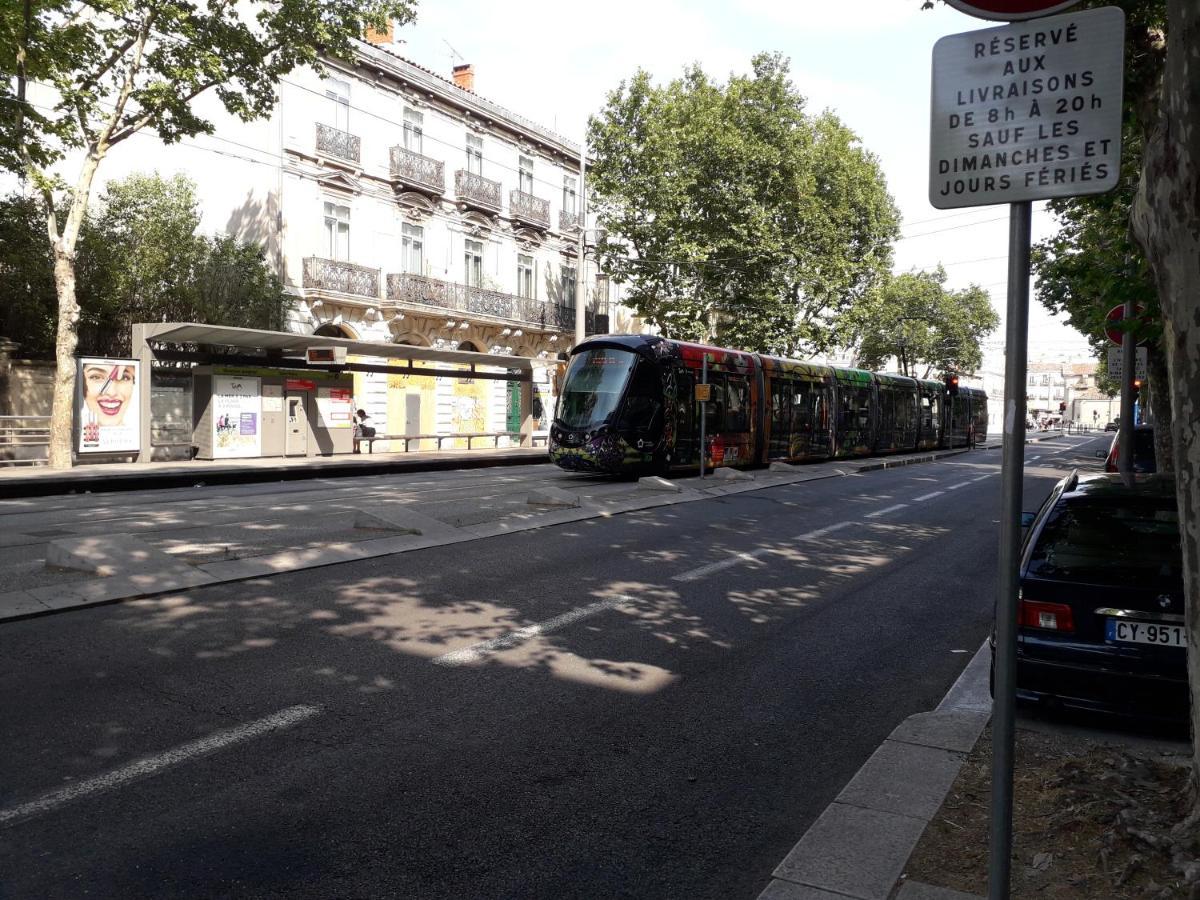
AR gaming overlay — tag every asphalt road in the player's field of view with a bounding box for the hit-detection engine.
[0,433,1111,899]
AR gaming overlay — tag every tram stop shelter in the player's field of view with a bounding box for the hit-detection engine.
[130,322,543,464]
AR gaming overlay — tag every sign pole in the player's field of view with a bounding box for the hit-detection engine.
[989,199,1031,900]
[1118,299,1135,483]
[699,354,708,480]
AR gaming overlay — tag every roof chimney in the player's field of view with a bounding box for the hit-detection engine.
[364,20,394,45]
[452,63,475,92]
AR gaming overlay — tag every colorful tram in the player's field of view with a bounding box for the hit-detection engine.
[549,334,987,476]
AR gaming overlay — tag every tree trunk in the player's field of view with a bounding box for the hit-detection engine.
[1129,0,1200,820]
[1147,341,1173,474]
[46,152,103,469]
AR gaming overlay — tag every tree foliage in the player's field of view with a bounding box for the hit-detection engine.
[587,53,900,356]
[838,268,998,378]
[0,172,287,358]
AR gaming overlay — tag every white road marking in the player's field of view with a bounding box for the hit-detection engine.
[865,503,908,518]
[0,704,321,827]
[970,474,993,482]
[946,482,971,490]
[672,552,767,583]
[672,521,855,583]
[912,491,944,502]
[794,521,855,542]
[1027,455,1041,462]
[433,596,633,664]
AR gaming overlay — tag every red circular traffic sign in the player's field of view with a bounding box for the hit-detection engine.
[943,0,1083,20]
[1105,303,1146,345]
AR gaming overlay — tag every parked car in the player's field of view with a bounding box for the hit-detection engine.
[1001,471,1187,722]
[1099,423,1156,473]
[1104,420,1119,432]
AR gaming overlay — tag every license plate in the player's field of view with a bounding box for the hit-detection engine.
[1106,619,1186,648]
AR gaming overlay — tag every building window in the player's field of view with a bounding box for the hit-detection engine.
[594,274,610,315]
[519,155,534,193]
[466,134,483,176]
[517,254,535,299]
[403,108,423,154]
[325,78,350,131]
[323,201,350,260]
[401,223,424,275]
[464,239,484,288]
[562,175,577,215]
[562,264,577,305]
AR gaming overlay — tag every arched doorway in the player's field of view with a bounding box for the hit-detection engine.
[456,340,482,352]
[314,323,358,340]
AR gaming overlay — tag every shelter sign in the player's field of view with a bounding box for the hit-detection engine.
[929,6,1124,208]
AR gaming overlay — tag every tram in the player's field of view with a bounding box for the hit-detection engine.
[549,334,987,476]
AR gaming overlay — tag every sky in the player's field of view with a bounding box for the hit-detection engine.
[394,0,1096,370]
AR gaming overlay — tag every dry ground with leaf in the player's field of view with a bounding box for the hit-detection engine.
[902,722,1198,898]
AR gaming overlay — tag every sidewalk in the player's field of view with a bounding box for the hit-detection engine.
[0,444,990,625]
[756,642,993,900]
[0,445,549,499]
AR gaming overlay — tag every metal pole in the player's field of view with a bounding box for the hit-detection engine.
[989,200,1031,900]
[1117,299,1135,483]
[574,138,587,349]
[698,354,707,480]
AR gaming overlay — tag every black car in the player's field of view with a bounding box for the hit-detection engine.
[1099,423,1156,473]
[1007,471,1187,722]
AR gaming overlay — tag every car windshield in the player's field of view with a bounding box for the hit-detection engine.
[1028,498,1181,587]
[556,348,638,429]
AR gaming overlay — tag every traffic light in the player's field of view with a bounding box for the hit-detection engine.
[1132,378,1142,401]
[945,373,960,395]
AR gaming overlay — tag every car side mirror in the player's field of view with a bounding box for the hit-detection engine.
[1020,511,1036,527]
[1094,450,1106,459]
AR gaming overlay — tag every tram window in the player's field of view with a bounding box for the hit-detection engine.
[704,374,724,434]
[725,377,750,432]
[619,360,661,428]
[771,381,792,431]
[794,383,812,430]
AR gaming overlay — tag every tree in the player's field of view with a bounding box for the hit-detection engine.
[1,0,416,467]
[0,173,288,357]
[587,53,900,356]
[837,268,998,378]
[1128,0,1200,822]
[1030,0,1170,468]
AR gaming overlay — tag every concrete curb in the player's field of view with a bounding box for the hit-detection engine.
[756,641,992,900]
[1,444,992,627]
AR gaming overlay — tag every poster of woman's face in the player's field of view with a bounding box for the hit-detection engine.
[77,358,141,454]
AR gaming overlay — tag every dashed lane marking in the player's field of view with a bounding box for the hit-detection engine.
[672,521,855,583]
[865,503,908,518]
[946,482,971,490]
[0,704,322,828]
[912,491,945,502]
[433,596,633,665]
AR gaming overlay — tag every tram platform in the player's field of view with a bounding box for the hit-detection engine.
[0,446,549,499]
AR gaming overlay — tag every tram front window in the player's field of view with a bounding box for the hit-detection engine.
[557,348,638,429]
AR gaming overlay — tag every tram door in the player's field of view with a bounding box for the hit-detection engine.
[672,368,699,466]
[285,392,308,456]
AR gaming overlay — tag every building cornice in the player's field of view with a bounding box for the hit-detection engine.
[347,42,583,165]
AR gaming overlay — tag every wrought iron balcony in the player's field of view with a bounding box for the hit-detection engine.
[559,209,584,232]
[389,145,445,195]
[315,123,361,164]
[454,170,502,212]
[303,257,380,299]
[387,273,586,333]
[509,190,550,229]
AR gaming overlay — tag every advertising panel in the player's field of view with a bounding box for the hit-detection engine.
[213,375,262,458]
[77,358,141,454]
[316,386,354,429]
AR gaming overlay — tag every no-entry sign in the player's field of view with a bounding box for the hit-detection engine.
[944,0,1083,20]
[929,6,1125,209]
[1104,303,1146,345]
